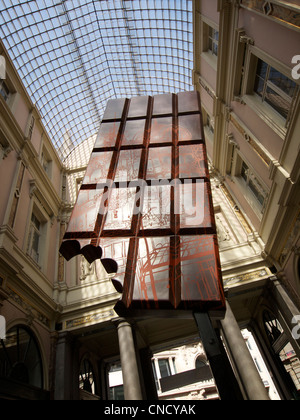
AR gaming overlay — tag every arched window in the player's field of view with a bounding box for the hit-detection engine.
[0,325,43,389]
[262,310,300,398]
[79,358,96,395]
[195,356,207,369]
[263,310,283,346]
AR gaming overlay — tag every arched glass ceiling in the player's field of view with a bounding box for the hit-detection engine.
[0,0,193,162]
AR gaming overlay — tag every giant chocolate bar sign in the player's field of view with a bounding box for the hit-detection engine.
[60,92,225,317]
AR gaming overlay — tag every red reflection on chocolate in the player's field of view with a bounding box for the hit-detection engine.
[60,91,225,317]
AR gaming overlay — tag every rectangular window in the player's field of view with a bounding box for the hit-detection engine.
[240,162,266,208]
[27,213,42,264]
[254,358,262,373]
[254,59,297,120]
[152,361,159,389]
[158,359,171,379]
[200,19,219,70]
[41,148,52,178]
[27,115,35,141]
[208,26,219,57]
[206,114,214,135]
[202,107,214,145]
[109,385,124,401]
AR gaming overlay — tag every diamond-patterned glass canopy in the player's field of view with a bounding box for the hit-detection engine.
[0,0,193,162]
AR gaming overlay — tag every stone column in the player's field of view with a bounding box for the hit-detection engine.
[54,332,79,400]
[220,301,270,400]
[116,319,143,400]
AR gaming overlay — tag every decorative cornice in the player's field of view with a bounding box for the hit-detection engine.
[240,0,300,30]
[0,224,18,245]
[29,179,37,198]
[198,75,216,100]
[227,133,240,150]
[0,143,12,160]
[65,309,115,330]
[239,33,255,45]
[224,268,270,287]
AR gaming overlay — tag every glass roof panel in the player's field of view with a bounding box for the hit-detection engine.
[0,0,193,162]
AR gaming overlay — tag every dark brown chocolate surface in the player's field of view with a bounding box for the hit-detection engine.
[60,91,225,316]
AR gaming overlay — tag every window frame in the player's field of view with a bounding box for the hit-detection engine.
[241,46,300,138]
[26,202,49,270]
[0,75,17,109]
[0,325,44,389]
[158,358,172,379]
[27,211,43,265]
[201,106,215,146]
[0,79,10,102]
[253,58,297,122]
[208,26,219,58]
[199,16,219,71]
[233,155,269,219]
[28,213,42,264]
[79,357,97,395]
[240,161,266,208]
[41,146,53,179]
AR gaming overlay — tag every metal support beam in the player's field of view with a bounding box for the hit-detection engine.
[194,312,243,400]
[220,302,270,400]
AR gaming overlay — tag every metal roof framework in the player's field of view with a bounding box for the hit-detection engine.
[0,0,193,162]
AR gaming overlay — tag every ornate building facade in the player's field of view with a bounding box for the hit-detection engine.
[193,0,300,399]
[0,0,299,400]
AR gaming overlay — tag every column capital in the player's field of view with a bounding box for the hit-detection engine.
[112,317,136,329]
